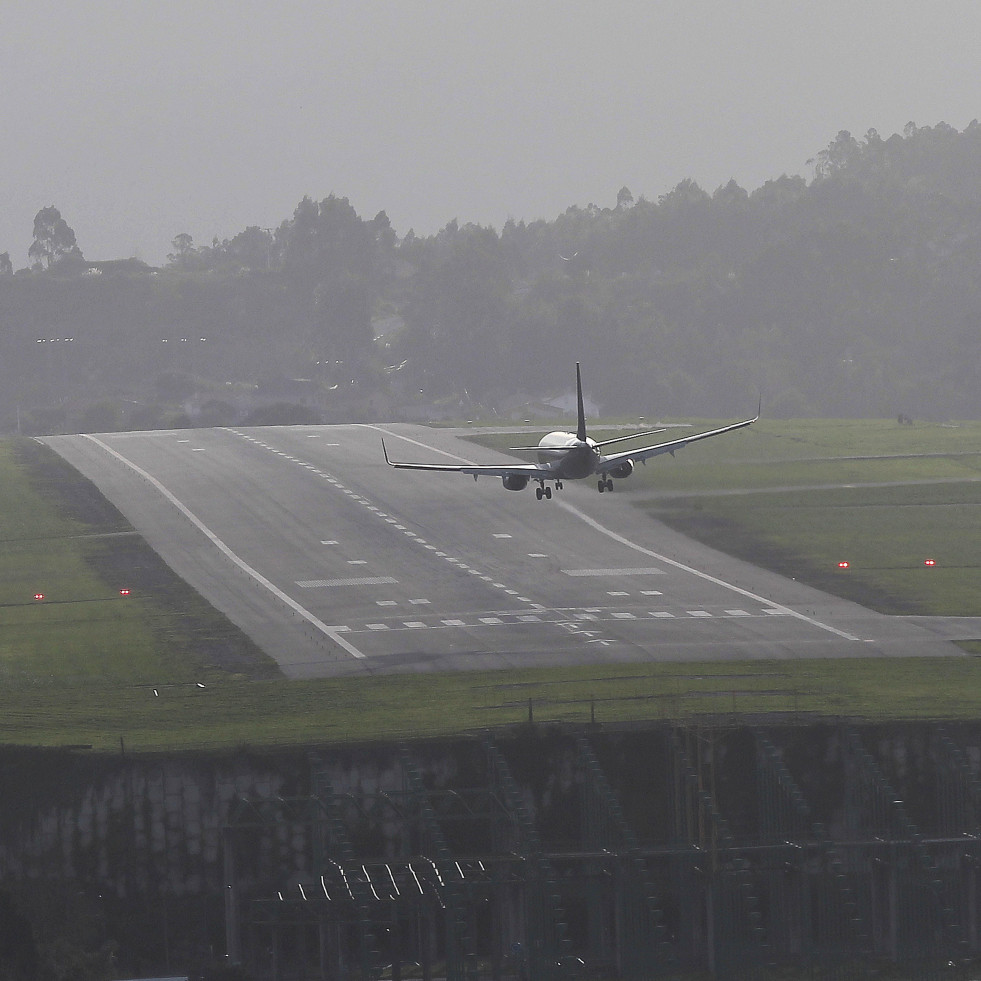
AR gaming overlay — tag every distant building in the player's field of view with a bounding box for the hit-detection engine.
[543,388,601,417]
[84,258,157,276]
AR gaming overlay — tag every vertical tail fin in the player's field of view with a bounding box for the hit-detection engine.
[576,362,587,442]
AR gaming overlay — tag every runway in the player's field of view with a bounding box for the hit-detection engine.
[42,424,965,679]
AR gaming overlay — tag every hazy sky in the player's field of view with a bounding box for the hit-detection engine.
[2,1,978,266]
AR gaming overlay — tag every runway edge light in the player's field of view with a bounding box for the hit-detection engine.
[837,561,850,569]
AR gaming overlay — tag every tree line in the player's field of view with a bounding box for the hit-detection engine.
[2,120,981,434]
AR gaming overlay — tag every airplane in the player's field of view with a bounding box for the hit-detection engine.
[382,363,759,500]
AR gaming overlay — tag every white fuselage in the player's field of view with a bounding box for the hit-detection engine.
[383,364,759,496]
[536,432,601,479]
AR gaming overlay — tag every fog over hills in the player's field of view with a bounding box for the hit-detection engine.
[3,122,981,430]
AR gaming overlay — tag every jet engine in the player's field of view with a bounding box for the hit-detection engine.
[605,459,634,479]
[502,474,530,491]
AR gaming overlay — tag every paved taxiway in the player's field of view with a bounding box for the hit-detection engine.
[43,424,966,678]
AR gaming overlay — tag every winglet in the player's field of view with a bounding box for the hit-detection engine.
[575,362,587,442]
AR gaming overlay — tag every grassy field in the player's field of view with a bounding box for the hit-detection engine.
[5,656,981,753]
[636,419,981,618]
[5,418,981,752]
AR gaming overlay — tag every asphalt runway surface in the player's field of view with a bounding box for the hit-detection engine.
[43,424,967,679]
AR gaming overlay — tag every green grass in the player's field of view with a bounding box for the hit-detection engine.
[648,485,981,616]
[0,439,275,690]
[625,421,981,618]
[6,656,981,752]
[7,418,981,752]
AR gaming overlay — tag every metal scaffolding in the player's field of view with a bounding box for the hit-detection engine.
[222,724,981,980]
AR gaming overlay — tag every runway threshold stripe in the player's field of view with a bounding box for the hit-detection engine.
[562,568,665,577]
[82,435,367,660]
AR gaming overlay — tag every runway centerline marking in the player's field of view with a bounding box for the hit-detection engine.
[82,434,367,660]
[234,428,556,636]
[365,425,860,644]
[246,426,802,652]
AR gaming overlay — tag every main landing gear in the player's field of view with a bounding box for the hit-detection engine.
[597,478,614,493]
[535,480,563,500]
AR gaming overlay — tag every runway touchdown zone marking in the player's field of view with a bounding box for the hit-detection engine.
[315,604,801,636]
[224,428,848,654]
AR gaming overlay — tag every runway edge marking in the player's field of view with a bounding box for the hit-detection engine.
[556,500,861,642]
[81,434,367,660]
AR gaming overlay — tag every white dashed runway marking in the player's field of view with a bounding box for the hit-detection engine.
[225,428,845,654]
[562,567,665,577]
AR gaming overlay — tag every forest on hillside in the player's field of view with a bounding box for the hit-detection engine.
[2,120,981,434]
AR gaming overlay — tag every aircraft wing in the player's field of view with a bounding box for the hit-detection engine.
[593,427,667,449]
[596,412,759,473]
[381,439,557,481]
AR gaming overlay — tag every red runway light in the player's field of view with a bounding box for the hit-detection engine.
[837,561,850,569]
[33,593,45,601]
[924,559,936,567]
[119,589,131,596]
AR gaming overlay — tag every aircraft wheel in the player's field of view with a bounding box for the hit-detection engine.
[605,478,614,492]
[597,480,605,493]
[535,486,543,500]
[545,486,552,499]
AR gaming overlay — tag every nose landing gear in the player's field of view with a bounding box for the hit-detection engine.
[597,478,614,493]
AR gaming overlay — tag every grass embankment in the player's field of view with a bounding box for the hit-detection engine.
[629,418,981,618]
[6,419,981,751]
[5,658,980,753]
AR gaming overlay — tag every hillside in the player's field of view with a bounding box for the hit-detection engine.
[2,121,981,432]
